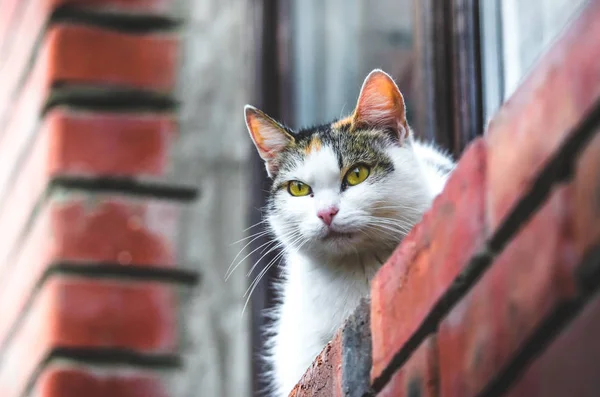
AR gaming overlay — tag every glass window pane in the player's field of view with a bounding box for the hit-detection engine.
[502,0,588,97]
[290,0,415,129]
[481,0,588,120]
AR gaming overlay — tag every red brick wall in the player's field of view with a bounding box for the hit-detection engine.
[0,1,199,397]
[291,1,600,396]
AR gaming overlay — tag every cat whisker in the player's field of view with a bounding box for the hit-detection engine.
[372,207,423,216]
[373,202,423,214]
[225,238,278,281]
[371,223,412,236]
[247,248,286,294]
[257,238,283,256]
[360,215,414,231]
[362,225,403,241]
[225,230,273,280]
[242,219,269,233]
[364,213,416,226]
[247,240,287,277]
[246,230,304,277]
[242,236,308,315]
[364,220,411,236]
[241,257,280,315]
[373,206,422,214]
[230,229,270,246]
[369,219,413,231]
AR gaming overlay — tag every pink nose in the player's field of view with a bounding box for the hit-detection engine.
[317,207,339,226]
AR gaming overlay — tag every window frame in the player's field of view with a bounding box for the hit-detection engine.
[413,0,485,157]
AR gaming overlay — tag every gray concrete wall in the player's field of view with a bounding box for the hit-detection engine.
[168,1,254,396]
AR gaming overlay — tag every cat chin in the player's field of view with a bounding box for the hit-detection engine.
[317,236,360,255]
[305,234,383,258]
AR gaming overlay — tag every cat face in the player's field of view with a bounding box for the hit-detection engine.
[245,70,432,259]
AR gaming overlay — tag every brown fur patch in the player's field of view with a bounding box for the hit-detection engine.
[331,115,353,130]
[304,136,323,154]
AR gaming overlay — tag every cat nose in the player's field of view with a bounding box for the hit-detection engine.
[317,206,339,226]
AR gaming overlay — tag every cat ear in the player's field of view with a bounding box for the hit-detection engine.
[351,69,409,141]
[244,105,294,175]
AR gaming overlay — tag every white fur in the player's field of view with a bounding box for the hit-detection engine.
[264,138,454,396]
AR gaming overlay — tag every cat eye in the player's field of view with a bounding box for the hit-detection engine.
[344,164,370,187]
[288,180,312,197]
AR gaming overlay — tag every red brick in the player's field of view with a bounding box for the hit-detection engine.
[378,336,438,397]
[0,0,173,64]
[0,0,175,93]
[34,365,169,397]
[289,331,343,397]
[0,107,177,268]
[47,24,178,91]
[50,193,181,264]
[438,186,578,397]
[0,75,176,265]
[47,108,176,177]
[505,289,600,397]
[0,22,177,168]
[51,0,175,13]
[370,139,487,381]
[0,277,177,397]
[573,132,600,259]
[0,193,181,350]
[486,0,600,231]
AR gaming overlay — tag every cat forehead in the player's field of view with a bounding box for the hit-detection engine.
[270,126,396,187]
[283,126,392,166]
[275,138,340,180]
[295,145,341,183]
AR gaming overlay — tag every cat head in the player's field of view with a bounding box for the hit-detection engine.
[244,70,432,259]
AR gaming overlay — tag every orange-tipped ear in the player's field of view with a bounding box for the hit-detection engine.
[351,69,409,141]
[244,105,294,175]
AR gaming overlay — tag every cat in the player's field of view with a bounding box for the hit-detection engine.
[243,69,454,396]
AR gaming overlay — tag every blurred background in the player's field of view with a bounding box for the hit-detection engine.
[174,0,586,396]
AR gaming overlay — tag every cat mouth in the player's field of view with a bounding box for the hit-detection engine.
[321,230,354,241]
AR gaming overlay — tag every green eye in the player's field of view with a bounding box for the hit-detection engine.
[288,180,311,197]
[344,164,370,186]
